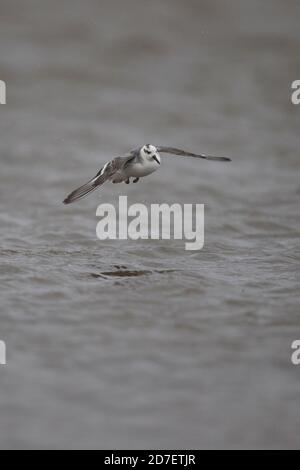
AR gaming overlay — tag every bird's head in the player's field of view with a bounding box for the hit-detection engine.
[140,144,161,165]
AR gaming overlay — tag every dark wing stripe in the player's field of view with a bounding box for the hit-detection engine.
[157,146,231,162]
[63,177,99,204]
[63,158,124,205]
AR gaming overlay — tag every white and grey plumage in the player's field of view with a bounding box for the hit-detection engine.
[63,144,231,205]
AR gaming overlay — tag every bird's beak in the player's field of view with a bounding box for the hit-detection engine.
[153,155,160,165]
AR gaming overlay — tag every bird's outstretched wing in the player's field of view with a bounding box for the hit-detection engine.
[63,156,128,205]
[157,146,231,162]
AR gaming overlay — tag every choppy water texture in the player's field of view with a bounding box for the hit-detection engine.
[0,0,300,449]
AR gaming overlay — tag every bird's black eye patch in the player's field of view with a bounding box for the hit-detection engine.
[144,149,151,155]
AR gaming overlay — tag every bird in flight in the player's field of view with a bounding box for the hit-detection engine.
[63,144,231,205]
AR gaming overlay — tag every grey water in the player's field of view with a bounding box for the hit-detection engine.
[0,0,300,449]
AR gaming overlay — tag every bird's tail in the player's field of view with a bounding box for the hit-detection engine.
[63,176,100,205]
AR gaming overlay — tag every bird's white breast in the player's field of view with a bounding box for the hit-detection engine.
[128,160,159,177]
